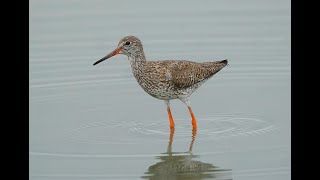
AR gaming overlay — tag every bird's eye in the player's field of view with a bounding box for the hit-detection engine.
[124,41,131,46]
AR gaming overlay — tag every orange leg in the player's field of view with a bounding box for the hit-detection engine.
[169,127,175,145]
[188,106,197,128]
[189,127,197,152]
[167,107,175,128]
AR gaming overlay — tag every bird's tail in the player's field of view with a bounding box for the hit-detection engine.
[205,59,228,68]
[220,59,228,66]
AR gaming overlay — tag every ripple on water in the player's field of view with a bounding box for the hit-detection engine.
[65,113,276,145]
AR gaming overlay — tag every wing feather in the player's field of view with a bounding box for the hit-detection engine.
[170,60,228,88]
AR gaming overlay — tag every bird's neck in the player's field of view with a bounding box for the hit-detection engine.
[128,52,146,69]
[128,52,146,81]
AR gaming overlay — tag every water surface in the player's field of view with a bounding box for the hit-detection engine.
[30,0,291,179]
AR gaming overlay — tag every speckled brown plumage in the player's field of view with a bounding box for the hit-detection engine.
[93,35,228,128]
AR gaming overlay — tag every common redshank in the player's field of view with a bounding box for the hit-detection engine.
[93,35,228,128]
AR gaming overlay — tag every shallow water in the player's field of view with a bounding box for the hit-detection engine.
[30,0,290,179]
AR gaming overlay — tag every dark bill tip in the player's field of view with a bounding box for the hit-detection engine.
[93,59,104,66]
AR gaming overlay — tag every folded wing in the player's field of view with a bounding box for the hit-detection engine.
[170,60,228,88]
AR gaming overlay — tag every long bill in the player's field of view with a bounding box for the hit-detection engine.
[93,48,122,66]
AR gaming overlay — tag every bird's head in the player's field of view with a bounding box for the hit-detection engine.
[93,35,144,65]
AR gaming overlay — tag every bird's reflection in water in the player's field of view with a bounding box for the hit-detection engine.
[142,128,232,180]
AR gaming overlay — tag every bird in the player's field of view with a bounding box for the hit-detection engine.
[93,35,228,129]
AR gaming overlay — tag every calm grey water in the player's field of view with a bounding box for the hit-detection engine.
[30,0,290,179]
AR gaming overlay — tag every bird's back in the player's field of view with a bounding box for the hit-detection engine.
[149,59,228,89]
